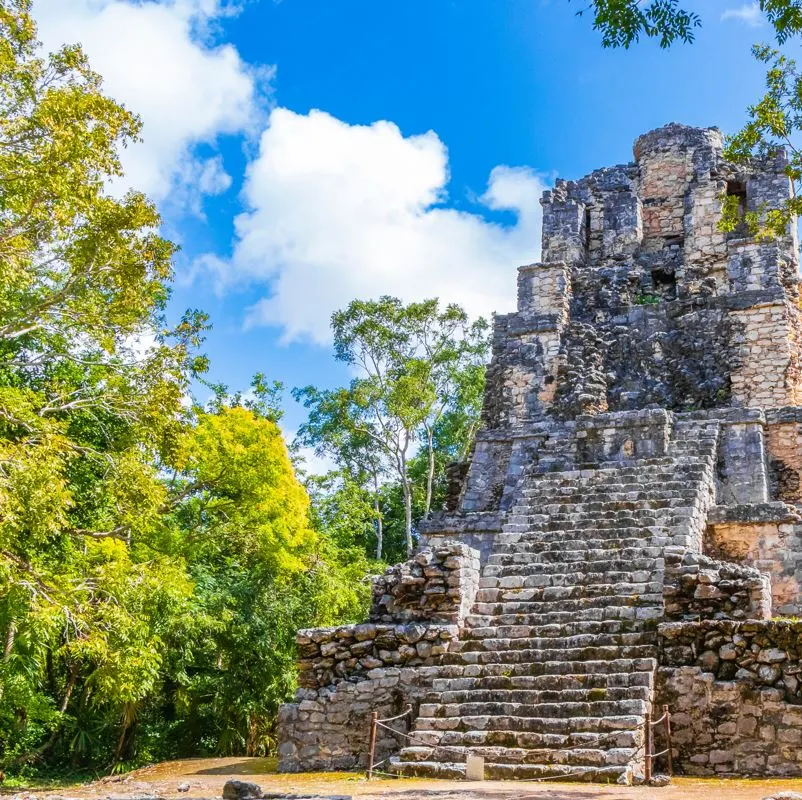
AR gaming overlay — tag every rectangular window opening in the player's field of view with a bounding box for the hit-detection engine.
[584,207,592,252]
[726,180,748,218]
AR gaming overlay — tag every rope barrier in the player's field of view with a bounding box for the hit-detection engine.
[645,705,674,782]
[378,706,414,723]
[366,702,674,782]
[374,721,435,748]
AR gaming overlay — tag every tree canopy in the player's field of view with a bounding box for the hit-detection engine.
[0,0,375,775]
[295,297,489,560]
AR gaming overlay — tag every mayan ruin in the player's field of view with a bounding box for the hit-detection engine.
[277,123,802,784]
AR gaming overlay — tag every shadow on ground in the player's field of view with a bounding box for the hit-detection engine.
[192,759,276,776]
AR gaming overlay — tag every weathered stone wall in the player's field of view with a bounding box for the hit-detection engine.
[370,542,481,625]
[278,541,480,773]
[278,667,434,772]
[705,506,802,617]
[295,623,458,692]
[657,620,802,776]
[730,300,802,409]
[478,123,802,435]
[766,407,802,503]
[663,552,771,621]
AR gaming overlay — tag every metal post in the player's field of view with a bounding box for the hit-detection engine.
[663,705,673,777]
[644,710,652,783]
[367,711,378,780]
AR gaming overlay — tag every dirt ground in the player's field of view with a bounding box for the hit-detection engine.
[7,757,802,800]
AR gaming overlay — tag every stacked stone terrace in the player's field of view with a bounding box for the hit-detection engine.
[279,124,802,781]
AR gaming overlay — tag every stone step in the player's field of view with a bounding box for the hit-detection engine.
[512,490,700,506]
[505,509,692,524]
[532,500,695,514]
[519,464,708,486]
[430,669,653,692]
[389,757,632,782]
[487,546,662,565]
[501,516,678,530]
[420,712,646,735]
[428,657,657,683]
[492,535,657,551]
[517,488,700,503]
[498,530,662,543]
[463,619,655,637]
[440,644,657,666]
[464,616,648,632]
[477,576,663,593]
[415,698,648,725]
[405,736,642,762]
[400,733,640,760]
[471,603,662,624]
[481,557,657,577]
[421,684,652,707]
[455,631,654,650]
[474,587,663,607]
[478,577,662,593]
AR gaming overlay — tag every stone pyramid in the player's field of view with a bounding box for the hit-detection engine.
[278,124,802,782]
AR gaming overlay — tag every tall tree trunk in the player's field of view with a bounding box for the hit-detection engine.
[3,620,16,660]
[113,702,136,766]
[459,419,479,461]
[0,621,12,701]
[17,665,79,765]
[58,667,78,714]
[372,474,383,561]
[424,424,435,519]
[403,477,413,558]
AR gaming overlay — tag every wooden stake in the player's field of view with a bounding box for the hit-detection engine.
[367,711,378,780]
[644,710,652,783]
[663,705,673,777]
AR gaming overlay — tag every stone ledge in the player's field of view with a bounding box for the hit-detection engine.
[708,503,802,525]
[418,511,503,536]
[766,406,802,424]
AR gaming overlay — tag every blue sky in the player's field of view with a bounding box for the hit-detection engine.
[33,0,776,440]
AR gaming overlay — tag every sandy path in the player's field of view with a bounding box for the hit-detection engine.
[7,757,802,800]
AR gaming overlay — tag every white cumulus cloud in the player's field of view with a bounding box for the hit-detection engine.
[32,0,269,209]
[201,108,545,344]
[721,3,764,26]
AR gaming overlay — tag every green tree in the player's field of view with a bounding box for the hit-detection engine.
[297,297,488,559]
[294,386,388,558]
[155,403,362,758]
[0,0,203,768]
[0,0,371,772]
[575,0,701,48]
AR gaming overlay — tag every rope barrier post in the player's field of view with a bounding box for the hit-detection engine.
[367,711,378,781]
[644,710,652,784]
[663,705,673,777]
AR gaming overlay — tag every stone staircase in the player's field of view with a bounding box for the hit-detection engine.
[391,421,719,782]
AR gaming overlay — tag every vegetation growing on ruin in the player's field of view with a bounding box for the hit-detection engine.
[578,0,802,237]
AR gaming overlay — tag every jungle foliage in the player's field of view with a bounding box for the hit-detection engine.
[0,0,490,777]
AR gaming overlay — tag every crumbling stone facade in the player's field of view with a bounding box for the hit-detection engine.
[279,124,802,782]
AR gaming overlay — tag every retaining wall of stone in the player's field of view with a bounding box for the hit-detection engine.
[278,541,480,773]
[656,620,802,776]
[663,552,771,621]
